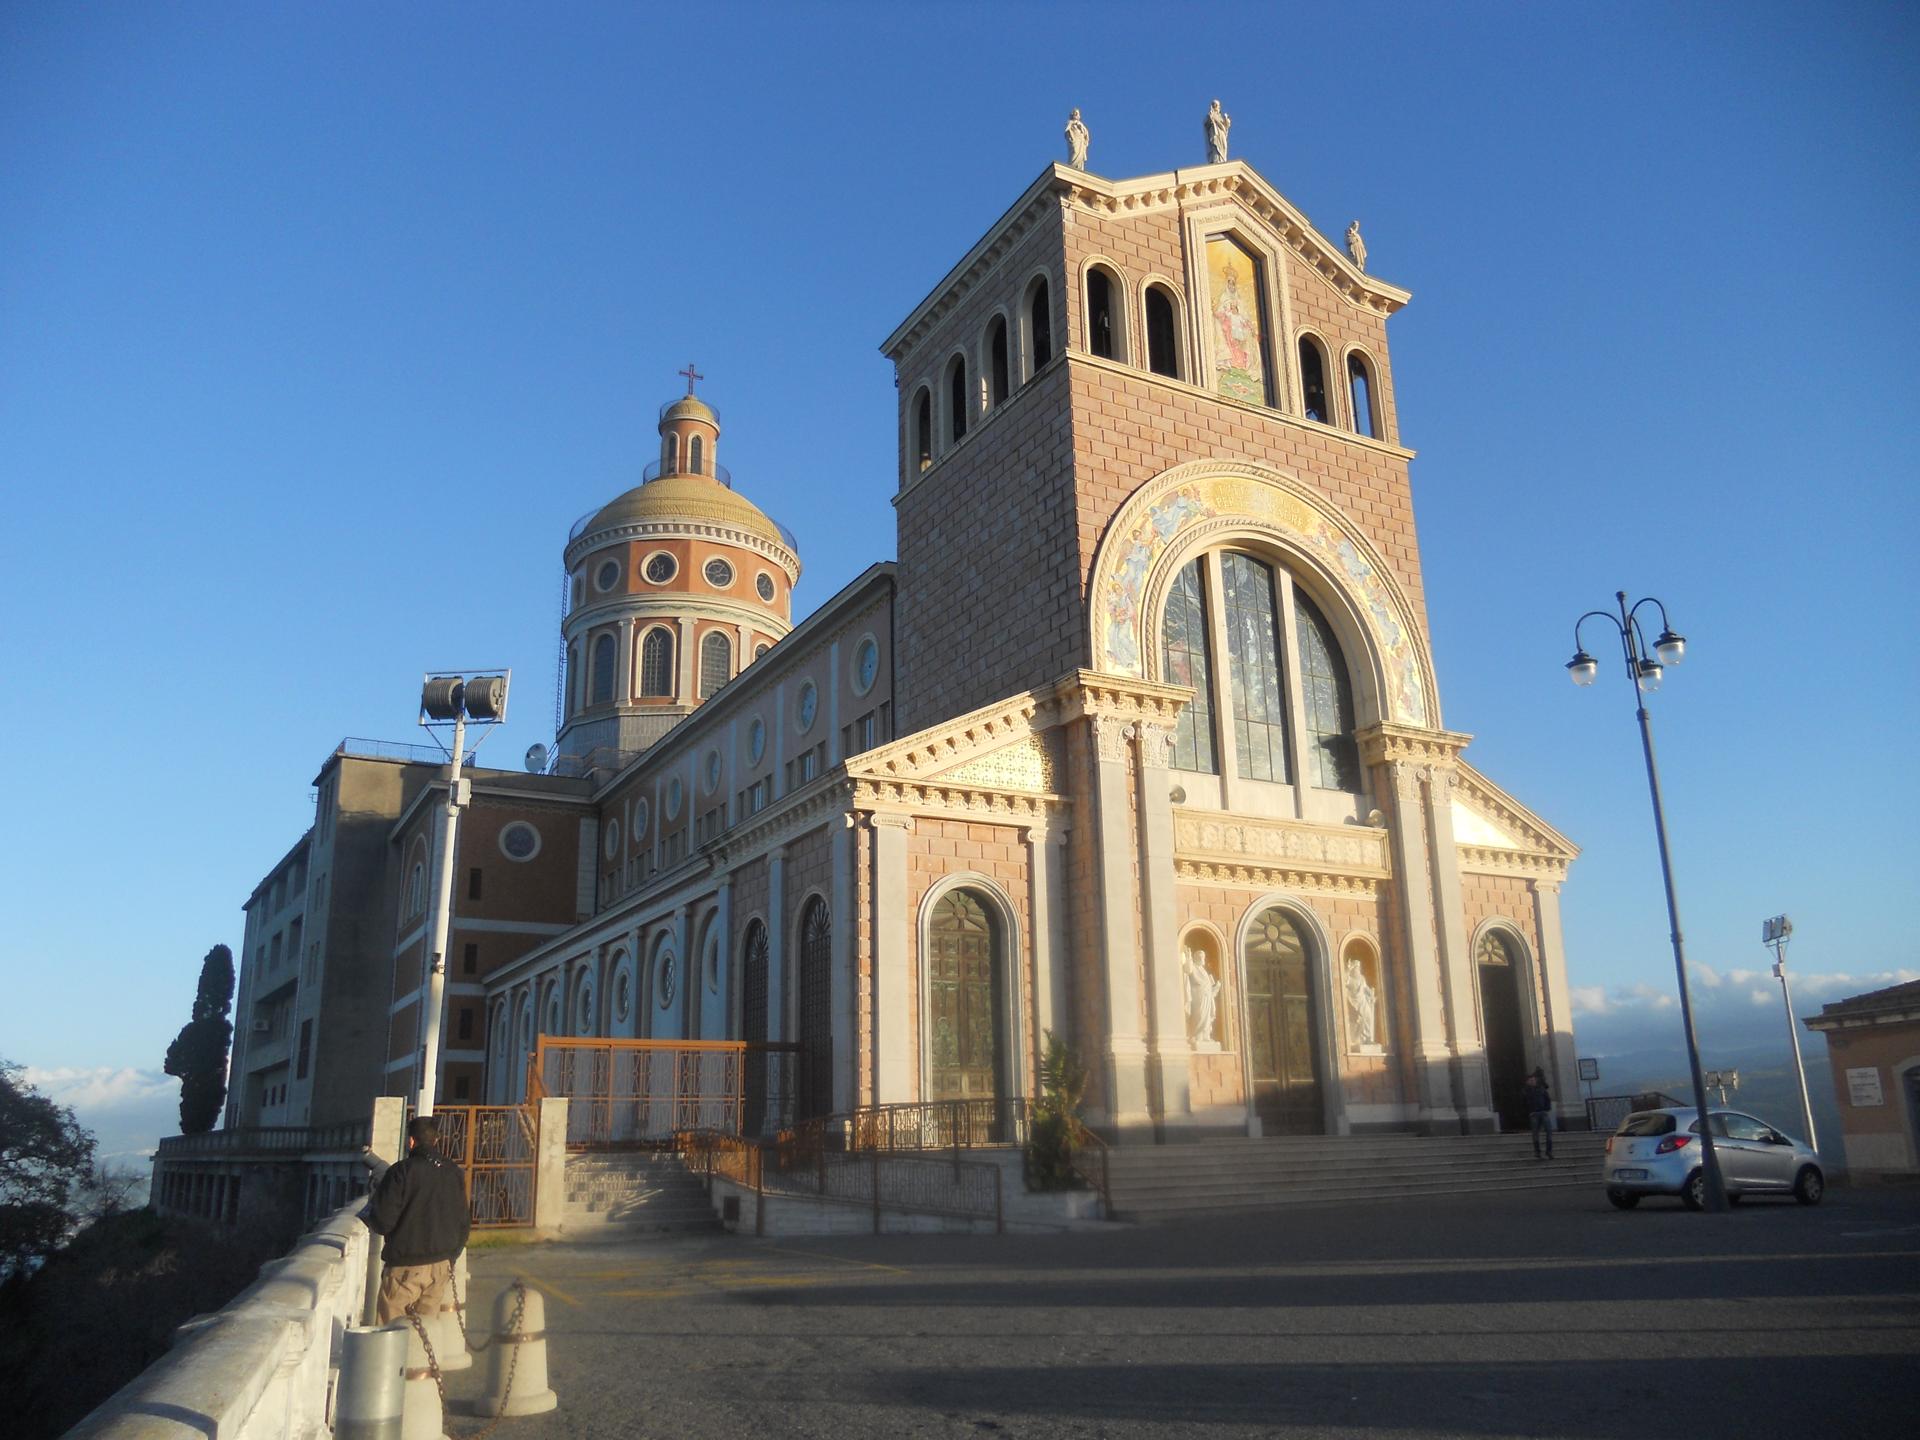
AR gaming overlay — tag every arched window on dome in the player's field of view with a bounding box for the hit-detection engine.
[1145,285,1180,378]
[987,316,1010,406]
[912,387,932,475]
[1348,351,1379,438]
[689,435,705,474]
[590,633,615,706]
[665,432,680,473]
[699,631,732,699]
[1299,336,1331,424]
[946,355,968,444]
[639,627,675,698]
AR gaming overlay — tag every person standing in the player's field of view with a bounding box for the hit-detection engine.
[364,1115,471,1324]
[1524,1068,1555,1160]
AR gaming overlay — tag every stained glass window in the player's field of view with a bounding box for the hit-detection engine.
[1476,932,1514,968]
[640,628,674,697]
[1161,558,1218,774]
[799,899,833,1119]
[1221,553,1290,783]
[699,631,732,698]
[1294,592,1360,792]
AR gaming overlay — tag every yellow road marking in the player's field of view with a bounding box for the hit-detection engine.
[602,1286,692,1300]
[757,1244,910,1275]
[519,1273,581,1308]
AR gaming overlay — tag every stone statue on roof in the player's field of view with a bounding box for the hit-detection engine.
[1065,108,1090,170]
[1346,220,1368,272]
[1204,99,1231,163]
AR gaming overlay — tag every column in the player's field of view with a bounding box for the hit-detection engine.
[1135,722,1194,1133]
[1530,878,1583,1128]
[869,815,914,1102]
[1089,715,1152,1136]
[766,846,788,1040]
[1426,765,1494,1131]
[711,876,734,1040]
[1385,760,1461,1132]
[830,813,858,1112]
[673,902,693,1039]
[676,617,695,703]
[1024,820,1070,1065]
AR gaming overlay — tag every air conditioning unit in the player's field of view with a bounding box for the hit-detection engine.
[252,1020,271,1034]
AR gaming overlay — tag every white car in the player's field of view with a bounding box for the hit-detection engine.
[1603,1106,1824,1210]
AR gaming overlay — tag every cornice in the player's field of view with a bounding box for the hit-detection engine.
[1048,669,1193,728]
[1174,858,1383,898]
[1355,723,1473,768]
[845,686,1058,784]
[854,777,1070,826]
[1454,844,1571,883]
[563,593,796,641]
[1452,760,1580,863]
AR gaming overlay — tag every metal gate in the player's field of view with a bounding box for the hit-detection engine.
[426,1104,537,1228]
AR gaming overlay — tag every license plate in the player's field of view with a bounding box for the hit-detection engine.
[1613,1168,1647,1181]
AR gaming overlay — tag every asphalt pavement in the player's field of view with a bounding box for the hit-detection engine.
[451,1182,1920,1439]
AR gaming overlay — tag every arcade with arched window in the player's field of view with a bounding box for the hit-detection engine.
[1159,548,1367,822]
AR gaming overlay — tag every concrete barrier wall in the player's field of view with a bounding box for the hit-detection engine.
[64,1200,373,1440]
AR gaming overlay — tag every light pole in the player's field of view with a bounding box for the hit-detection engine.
[415,671,510,1115]
[1567,592,1729,1212]
[1764,914,1819,1152]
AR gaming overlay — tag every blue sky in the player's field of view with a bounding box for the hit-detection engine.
[3,3,1916,1153]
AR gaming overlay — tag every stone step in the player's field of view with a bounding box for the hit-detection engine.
[1120,1174,1593,1220]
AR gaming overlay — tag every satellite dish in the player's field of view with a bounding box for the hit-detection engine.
[524,743,549,774]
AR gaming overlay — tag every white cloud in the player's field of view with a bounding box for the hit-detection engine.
[1571,985,1610,1014]
[1690,963,1723,988]
[1726,968,1763,985]
[23,1066,178,1113]
[1749,988,1774,1006]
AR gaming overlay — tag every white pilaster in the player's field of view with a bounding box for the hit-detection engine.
[870,814,914,1103]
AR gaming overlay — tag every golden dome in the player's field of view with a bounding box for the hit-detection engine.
[585,472,786,548]
[660,395,718,427]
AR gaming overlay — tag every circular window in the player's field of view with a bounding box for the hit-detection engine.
[613,966,631,1024]
[704,749,722,793]
[603,818,621,859]
[756,572,776,602]
[853,634,880,695]
[667,777,683,819]
[796,680,818,734]
[633,796,649,839]
[748,717,766,765]
[656,948,677,1009]
[644,552,678,585]
[704,557,734,588]
[595,559,621,592]
[499,822,542,862]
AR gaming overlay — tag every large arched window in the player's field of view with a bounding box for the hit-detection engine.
[1026,277,1053,375]
[639,627,674,698]
[912,387,932,473]
[699,631,732,699]
[946,355,968,444]
[1348,352,1379,438]
[1085,266,1120,360]
[927,889,1005,1102]
[1145,285,1180,378]
[798,898,833,1120]
[1298,336,1331,424]
[1160,551,1364,809]
[590,633,616,706]
[987,315,1010,406]
[1161,558,1218,774]
[741,921,769,1133]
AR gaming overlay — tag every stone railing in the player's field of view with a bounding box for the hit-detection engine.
[65,1199,373,1439]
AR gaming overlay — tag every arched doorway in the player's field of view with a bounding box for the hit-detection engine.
[741,922,769,1135]
[797,898,833,1120]
[1244,906,1324,1134]
[927,889,1006,1103]
[1476,931,1530,1130]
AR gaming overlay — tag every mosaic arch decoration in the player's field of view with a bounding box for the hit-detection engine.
[1093,462,1434,727]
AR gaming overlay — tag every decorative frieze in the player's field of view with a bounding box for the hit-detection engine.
[941,734,1059,792]
[1356,723,1471,769]
[1172,808,1390,892]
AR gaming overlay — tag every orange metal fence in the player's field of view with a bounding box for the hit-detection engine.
[533,1038,804,1148]
[418,1103,537,1228]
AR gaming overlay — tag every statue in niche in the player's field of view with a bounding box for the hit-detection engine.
[1346,220,1368,272]
[1344,956,1378,1049]
[1183,944,1221,1050]
[1204,99,1231,163]
[1064,108,1090,170]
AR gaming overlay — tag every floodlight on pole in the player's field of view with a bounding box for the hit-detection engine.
[414,670,511,1116]
[1763,914,1819,1153]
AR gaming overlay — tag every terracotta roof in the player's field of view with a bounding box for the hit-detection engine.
[1805,977,1920,1029]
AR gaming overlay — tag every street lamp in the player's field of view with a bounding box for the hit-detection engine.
[1567,592,1729,1212]
[415,670,511,1115]
[1763,914,1819,1152]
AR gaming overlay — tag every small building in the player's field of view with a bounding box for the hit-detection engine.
[1805,979,1920,1183]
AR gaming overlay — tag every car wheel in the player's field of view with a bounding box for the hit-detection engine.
[1682,1170,1706,1211]
[1606,1190,1639,1210]
[1794,1166,1824,1206]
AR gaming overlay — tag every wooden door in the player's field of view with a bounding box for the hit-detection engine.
[1245,908,1323,1134]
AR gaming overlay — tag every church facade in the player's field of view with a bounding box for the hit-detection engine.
[227,130,1582,1145]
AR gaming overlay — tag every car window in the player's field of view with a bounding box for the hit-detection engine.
[1686,1115,1728,1137]
[1617,1113,1676,1137]
[1722,1113,1769,1142]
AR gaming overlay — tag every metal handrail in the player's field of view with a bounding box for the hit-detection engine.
[799,1096,1033,1155]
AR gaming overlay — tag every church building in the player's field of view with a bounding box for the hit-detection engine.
[224,113,1582,1147]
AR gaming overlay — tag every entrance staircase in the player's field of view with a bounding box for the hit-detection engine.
[561,1151,721,1236]
[1104,1131,1608,1222]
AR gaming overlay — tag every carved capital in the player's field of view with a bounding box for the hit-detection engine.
[1356,722,1472,770]
[1136,722,1177,772]
[1092,715,1136,765]
[869,813,916,834]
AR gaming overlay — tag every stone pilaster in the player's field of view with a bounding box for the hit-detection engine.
[1385,759,1461,1131]
[1425,765,1494,1131]
[766,845,787,1042]
[1024,820,1070,1062]
[1089,713,1151,1136]
[869,815,915,1103]
[830,812,858,1112]
[710,878,733,1041]
[1135,720,1194,1133]
[1531,878,1582,1127]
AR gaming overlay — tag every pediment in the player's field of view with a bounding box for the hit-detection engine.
[1452,763,1579,875]
[844,688,1060,793]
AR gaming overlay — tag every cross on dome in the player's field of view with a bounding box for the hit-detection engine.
[677,362,703,395]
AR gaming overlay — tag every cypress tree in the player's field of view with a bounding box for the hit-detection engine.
[163,945,235,1134]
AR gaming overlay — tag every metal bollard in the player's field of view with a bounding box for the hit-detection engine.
[335,1324,408,1440]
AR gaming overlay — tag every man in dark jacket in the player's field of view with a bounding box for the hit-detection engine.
[1524,1067,1555,1160]
[364,1115,471,1323]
